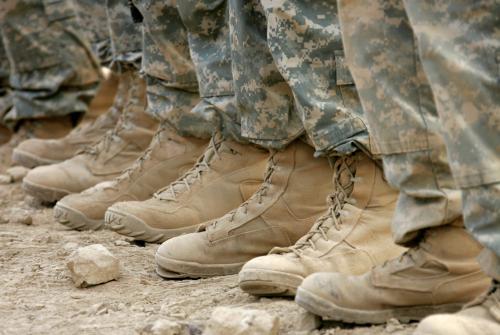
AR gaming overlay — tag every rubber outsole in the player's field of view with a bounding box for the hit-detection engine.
[105,208,200,244]
[295,286,464,325]
[22,180,70,203]
[155,253,245,279]
[12,149,60,169]
[53,203,105,231]
[238,268,303,296]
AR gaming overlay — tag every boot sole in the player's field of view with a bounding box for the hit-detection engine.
[155,253,245,279]
[23,180,70,203]
[295,286,464,324]
[105,209,199,244]
[238,268,302,296]
[12,149,60,169]
[53,203,104,231]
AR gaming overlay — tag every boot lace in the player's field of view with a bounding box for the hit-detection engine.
[288,155,357,256]
[110,123,169,186]
[201,151,277,232]
[153,135,230,201]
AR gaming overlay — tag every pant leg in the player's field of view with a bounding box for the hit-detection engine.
[72,0,112,65]
[338,0,461,245]
[0,0,100,126]
[0,31,12,122]
[134,0,220,139]
[106,0,142,71]
[260,0,367,156]
[228,0,302,150]
[404,0,500,278]
[177,0,247,142]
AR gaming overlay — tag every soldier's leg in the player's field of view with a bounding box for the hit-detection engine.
[407,2,500,332]
[103,0,269,245]
[0,33,11,144]
[22,0,156,204]
[294,0,489,324]
[235,0,403,296]
[0,30,11,127]
[72,0,112,66]
[0,0,100,129]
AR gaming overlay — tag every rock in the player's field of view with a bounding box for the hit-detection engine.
[66,244,120,288]
[6,166,29,182]
[9,209,33,225]
[114,239,129,246]
[293,311,321,333]
[0,174,12,184]
[385,318,405,333]
[203,307,279,335]
[139,319,190,335]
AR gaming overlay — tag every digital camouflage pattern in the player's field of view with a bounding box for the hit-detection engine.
[0,35,12,120]
[0,0,100,126]
[260,0,367,155]
[229,0,298,149]
[72,0,111,65]
[107,0,142,71]
[134,0,243,140]
[338,0,500,274]
[177,0,246,142]
[228,0,367,154]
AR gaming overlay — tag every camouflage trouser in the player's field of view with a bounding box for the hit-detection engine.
[0,0,100,126]
[0,35,12,119]
[72,0,112,65]
[228,0,367,154]
[106,0,142,72]
[133,0,223,139]
[338,0,500,278]
[177,0,246,142]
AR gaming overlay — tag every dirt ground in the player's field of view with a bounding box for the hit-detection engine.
[0,142,417,335]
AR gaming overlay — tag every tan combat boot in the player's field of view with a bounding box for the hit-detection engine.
[11,72,128,168]
[0,124,11,145]
[295,224,491,324]
[53,123,208,230]
[0,115,75,167]
[238,151,406,296]
[414,281,500,335]
[105,134,268,243]
[86,68,119,118]
[154,140,332,279]
[22,74,157,203]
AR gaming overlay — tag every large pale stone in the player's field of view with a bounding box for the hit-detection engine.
[203,307,279,335]
[66,244,119,287]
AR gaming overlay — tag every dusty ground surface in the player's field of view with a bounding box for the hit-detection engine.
[0,142,417,335]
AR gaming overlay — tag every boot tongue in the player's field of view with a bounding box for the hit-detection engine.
[280,155,357,255]
[109,124,170,186]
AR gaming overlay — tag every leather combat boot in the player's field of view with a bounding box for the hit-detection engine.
[86,68,119,118]
[414,281,500,335]
[105,134,268,243]
[295,224,491,324]
[154,140,332,279]
[238,151,406,296]
[0,124,11,145]
[12,72,128,168]
[1,114,75,163]
[22,73,156,203]
[53,123,207,230]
